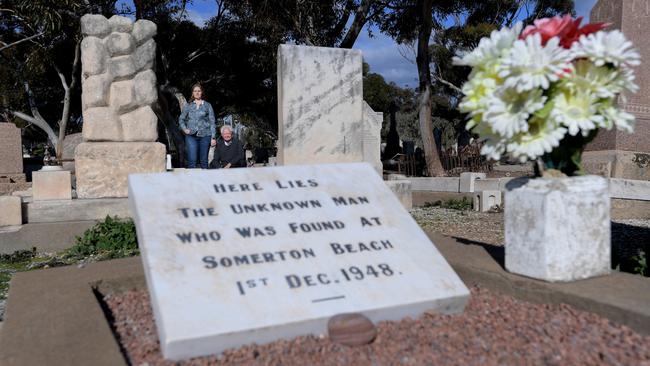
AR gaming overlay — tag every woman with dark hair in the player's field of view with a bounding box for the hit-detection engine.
[179,83,216,169]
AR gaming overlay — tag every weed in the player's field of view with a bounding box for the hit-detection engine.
[65,216,139,260]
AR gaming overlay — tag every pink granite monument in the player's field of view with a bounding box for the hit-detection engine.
[584,0,650,180]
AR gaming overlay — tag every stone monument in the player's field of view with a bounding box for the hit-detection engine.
[129,163,469,360]
[277,45,382,174]
[583,0,650,180]
[74,14,165,198]
[0,123,29,195]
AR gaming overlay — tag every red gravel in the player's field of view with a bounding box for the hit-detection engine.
[104,286,650,365]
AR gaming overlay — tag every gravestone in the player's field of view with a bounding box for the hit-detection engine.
[129,163,469,360]
[0,123,28,195]
[277,45,382,173]
[74,14,165,198]
[584,0,650,180]
[362,102,383,175]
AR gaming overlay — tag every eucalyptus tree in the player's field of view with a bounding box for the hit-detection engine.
[0,0,116,157]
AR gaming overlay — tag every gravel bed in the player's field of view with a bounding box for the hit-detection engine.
[410,207,650,262]
[104,286,650,365]
[410,207,504,246]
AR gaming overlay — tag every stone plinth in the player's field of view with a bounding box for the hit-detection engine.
[32,169,72,201]
[585,0,650,180]
[505,176,611,282]
[277,45,363,165]
[0,196,22,226]
[75,142,165,198]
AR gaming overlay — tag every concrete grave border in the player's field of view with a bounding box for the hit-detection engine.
[1,231,649,365]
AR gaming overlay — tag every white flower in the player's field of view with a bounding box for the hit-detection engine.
[562,59,638,99]
[571,30,641,68]
[458,72,498,128]
[507,118,568,162]
[453,22,522,69]
[498,34,573,92]
[483,87,546,138]
[600,105,635,133]
[550,90,604,136]
[480,138,508,161]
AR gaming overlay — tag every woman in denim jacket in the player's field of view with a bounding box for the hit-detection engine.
[179,84,216,168]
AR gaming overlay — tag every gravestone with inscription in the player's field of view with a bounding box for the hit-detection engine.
[0,123,28,195]
[129,163,469,360]
[584,0,650,180]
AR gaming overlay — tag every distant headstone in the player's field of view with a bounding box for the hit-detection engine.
[0,123,29,195]
[0,123,23,174]
[129,163,469,360]
[584,0,650,180]
[362,102,383,174]
[277,45,374,167]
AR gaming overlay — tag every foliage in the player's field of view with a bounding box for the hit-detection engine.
[425,197,473,210]
[632,250,648,277]
[65,216,139,260]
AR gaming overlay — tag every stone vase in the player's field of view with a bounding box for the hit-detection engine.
[504,175,610,282]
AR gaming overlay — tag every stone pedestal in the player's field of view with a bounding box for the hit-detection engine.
[32,169,72,201]
[504,176,610,282]
[585,0,650,180]
[0,196,22,226]
[75,142,165,198]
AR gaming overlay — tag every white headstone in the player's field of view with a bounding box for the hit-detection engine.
[277,45,364,165]
[362,101,383,175]
[128,163,469,360]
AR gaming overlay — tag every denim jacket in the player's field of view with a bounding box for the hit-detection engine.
[179,100,216,138]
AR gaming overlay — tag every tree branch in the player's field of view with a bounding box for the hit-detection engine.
[339,0,372,48]
[11,110,58,147]
[0,32,44,52]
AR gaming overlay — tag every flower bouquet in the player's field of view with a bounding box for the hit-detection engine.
[454,15,641,282]
[454,15,640,176]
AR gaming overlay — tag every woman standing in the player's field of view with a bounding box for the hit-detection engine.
[179,84,216,169]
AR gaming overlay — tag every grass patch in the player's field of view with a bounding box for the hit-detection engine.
[423,197,473,210]
[0,216,139,317]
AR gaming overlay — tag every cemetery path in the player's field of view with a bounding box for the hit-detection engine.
[105,286,650,365]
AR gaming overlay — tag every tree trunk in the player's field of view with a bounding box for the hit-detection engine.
[416,0,445,177]
[338,0,371,48]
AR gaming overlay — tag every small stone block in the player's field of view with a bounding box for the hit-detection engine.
[504,176,610,282]
[328,313,377,346]
[385,179,412,209]
[32,170,72,201]
[460,172,486,193]
[0,195,22,226]
[473,190,501,212]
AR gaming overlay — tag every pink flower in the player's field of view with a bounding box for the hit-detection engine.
[520,14,609,48]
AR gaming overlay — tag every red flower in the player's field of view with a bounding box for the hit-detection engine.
[520,14,609,48]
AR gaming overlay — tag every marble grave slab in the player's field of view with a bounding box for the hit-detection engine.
[128,163,469,360]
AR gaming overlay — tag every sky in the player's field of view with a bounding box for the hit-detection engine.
[121,0,599,88]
